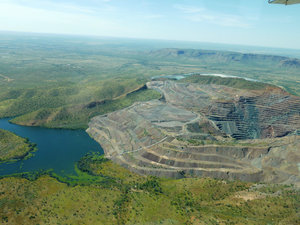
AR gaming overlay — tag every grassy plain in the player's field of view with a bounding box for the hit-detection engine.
[0,129,37,163]
[0,154,299,225]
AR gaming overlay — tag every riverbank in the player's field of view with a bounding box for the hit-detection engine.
[0,118,102,176]
[0,128,37,163]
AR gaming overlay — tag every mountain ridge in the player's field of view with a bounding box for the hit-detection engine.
[148,48,300,68]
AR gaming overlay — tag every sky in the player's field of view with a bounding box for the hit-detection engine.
[1,0,300,49]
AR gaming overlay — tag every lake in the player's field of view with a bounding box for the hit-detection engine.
[0,118,103,176]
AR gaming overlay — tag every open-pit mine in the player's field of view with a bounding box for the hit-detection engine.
[87,75,300,185]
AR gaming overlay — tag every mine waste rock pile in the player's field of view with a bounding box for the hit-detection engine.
[87,75,300,186]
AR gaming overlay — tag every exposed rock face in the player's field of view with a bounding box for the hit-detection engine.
[87,79,300,185]
[148,81,300,140]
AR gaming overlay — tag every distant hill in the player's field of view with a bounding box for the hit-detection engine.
[149,48,299,68]
[279,58,300,68]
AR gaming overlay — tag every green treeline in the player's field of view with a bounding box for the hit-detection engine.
[10,87,161,129]
[1,153,299,224]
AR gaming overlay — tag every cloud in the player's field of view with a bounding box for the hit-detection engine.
[144,14,164,19]
[188,14,250,28]
[173,4,204,14]
[174,4,250,28]
[0,2,121,36]
[2,0,115,15]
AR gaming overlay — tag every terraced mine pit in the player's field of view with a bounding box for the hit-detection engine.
[87,76,300,185]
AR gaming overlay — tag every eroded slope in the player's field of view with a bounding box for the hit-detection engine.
[87,78,300,184]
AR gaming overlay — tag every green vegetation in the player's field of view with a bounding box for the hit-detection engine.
[10,88,160,129]
[0,155,299,224]
[180,74,271,90]
[148,48,300,96]
[1,34,300,130]
[0,35,164,129]
[0,129,37,163]
[1,34,300,224]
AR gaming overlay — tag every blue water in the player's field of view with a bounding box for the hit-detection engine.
[0,118,103,176]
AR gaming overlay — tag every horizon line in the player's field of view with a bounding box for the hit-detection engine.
[1,30,300,52]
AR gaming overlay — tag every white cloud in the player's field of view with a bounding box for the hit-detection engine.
[144,14,164,19]
[188,14,250,28]
[0,2,121,36]
[1,0,115,15]
[174,4,250,28]
[173,4,204,14]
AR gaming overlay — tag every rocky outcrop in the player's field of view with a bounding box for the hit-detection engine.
[148,81,300,140]
[87,79,300,185]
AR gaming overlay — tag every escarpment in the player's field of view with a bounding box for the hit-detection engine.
[87,77,300,185]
